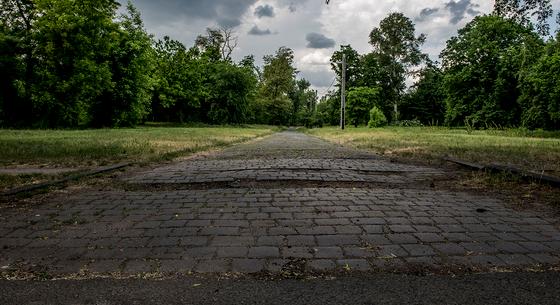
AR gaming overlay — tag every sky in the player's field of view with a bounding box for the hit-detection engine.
[122,0,560,96]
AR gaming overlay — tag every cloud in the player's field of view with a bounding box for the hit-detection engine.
[445,0,480,24]
[217,17,242,28]
[248,25,273,36]
[255,4,275,18]
[125,0,257,28]
[306,32,336,49]
[415,7,440,22]
[275,0,310,12]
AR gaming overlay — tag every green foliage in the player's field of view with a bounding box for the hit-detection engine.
[90,3,154,127]
[347,87,381,127]
[400,64,446,125]
[494,0,553,36]
[369,12,427,121]
[441,15,543,128]
[518,35,560,129]
[151,37,204,122]
[393,119,423,127]
[0,23,23,126]
[331,45,363,89]
[253,47,317,126]
[0,0,155,128]
[368,106,388,128]
[204,62,256,124]
[31,0,120,127]
[316,92,341,126]
[289,79,318,126]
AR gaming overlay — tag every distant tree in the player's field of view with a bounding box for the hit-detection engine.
[400,63,446,125]
[441,15,543,127]
[369,12,427,121]
[316,92,341,126]
[261,47,297,98]
[346,87,381,127]
[195,27,239,62]
[288,78,318,125]
[330,45,363,89]
[205,62,256,124]
[151,37,204,122]
[255,47,297,125]
[494,0,553,36]
[518,34,560,129]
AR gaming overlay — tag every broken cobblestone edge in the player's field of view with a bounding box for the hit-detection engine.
[443,157,560,187]
[1,163,130,197]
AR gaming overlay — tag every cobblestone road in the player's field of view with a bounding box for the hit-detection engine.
[1,131,559,277]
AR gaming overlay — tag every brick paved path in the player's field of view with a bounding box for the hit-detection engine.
[1,131,559,277]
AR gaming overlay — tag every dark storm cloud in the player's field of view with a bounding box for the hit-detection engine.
[255,4,275,18]
[217,17,242,28]
[445,0,480,24]
[415,7,440,22]
[248,25,273,36]
[306,33,335,49]
[126,0,257,27]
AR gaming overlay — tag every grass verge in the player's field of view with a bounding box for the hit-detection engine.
[307,126,560,209]
[306,126,560,177]
[0,125,277,191]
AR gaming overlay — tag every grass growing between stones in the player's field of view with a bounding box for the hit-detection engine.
[306,127,560,177]
[0,125,277,191]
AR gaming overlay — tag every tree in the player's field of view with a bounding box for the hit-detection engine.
[204,62,256,124]
[195,27,239,62]
[518,34,560,129]
[0,0,36,126]
[31,0,121,127]
[346,87,381,127]
[90,2,154,127]
[288,78,318,126]
[316,92,341,126]
[256,47,298,125]
[151,36,203,122]
[330,45,362,89]
[400,63,446,125]
[369,12,427,121]
[494,0,553,36]
[441,15,543,127]
[261,47,297,98]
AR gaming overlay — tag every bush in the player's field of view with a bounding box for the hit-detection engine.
[368,106,388,128]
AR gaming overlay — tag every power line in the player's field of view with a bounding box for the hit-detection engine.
[318,77,337,97]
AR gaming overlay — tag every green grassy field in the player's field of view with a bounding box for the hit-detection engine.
[0,125,276,167]
[0,125,276,190]
[307,127,560,177]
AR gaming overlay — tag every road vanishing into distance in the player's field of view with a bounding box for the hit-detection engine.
[1,131,560,304]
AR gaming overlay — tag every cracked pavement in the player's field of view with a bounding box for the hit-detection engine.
[1,131,559,278]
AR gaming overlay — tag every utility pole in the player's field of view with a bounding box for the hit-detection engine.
[340,54,346,130]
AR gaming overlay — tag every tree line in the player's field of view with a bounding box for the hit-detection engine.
[317,0,559,130]
[0,0,317,128]
[2,0,559,130]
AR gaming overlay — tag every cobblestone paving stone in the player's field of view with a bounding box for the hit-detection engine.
[1,131,559,277]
